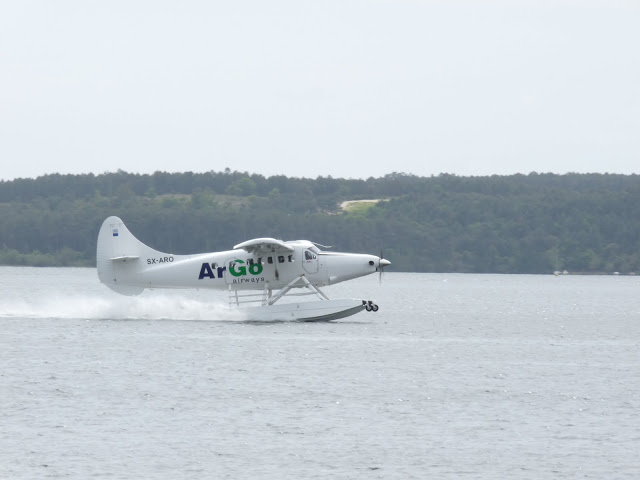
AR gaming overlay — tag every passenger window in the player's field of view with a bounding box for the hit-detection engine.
[267,257,273,264]
[288,255,294,262]
[278,256,285,263]
[257,257,262,265]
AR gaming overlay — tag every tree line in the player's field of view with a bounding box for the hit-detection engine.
[0,170,638,274]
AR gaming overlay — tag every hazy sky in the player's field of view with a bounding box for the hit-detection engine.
[1,1,639,180]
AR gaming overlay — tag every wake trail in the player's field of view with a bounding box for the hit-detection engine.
[0,294,245,321]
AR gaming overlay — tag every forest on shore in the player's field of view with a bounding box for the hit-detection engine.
[0,170,638,274]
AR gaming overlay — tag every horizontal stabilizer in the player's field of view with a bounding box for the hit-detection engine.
[110,255,140,261]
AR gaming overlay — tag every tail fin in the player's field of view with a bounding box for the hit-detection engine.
[96,216,167,295]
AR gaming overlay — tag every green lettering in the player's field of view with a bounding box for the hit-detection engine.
[249,263,263,275]
[229,260,246,277]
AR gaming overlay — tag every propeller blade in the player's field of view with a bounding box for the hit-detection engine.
[378,249,390,283]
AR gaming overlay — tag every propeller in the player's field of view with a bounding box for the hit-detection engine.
[378,249,390,283]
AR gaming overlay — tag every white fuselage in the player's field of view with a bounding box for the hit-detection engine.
[113,242,381,291]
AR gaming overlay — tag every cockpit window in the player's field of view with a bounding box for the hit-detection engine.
[305,250,317,261]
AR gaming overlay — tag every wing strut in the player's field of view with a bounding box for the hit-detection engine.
[227,275,329,308]
[267,274,329,305]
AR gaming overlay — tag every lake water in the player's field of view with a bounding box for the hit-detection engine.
[1,267,639,479]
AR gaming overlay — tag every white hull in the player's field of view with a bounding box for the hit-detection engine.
[238,299,367,322]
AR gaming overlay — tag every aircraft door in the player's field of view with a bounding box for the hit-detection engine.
[302,249,319,274]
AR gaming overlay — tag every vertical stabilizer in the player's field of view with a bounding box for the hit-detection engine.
[96,216,165,295]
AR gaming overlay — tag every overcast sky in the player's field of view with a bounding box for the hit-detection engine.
[1,1,638,180]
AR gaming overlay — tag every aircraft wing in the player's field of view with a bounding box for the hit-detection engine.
[233,237,294,255]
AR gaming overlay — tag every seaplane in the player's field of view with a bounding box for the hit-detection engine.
[97,216,390,321]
